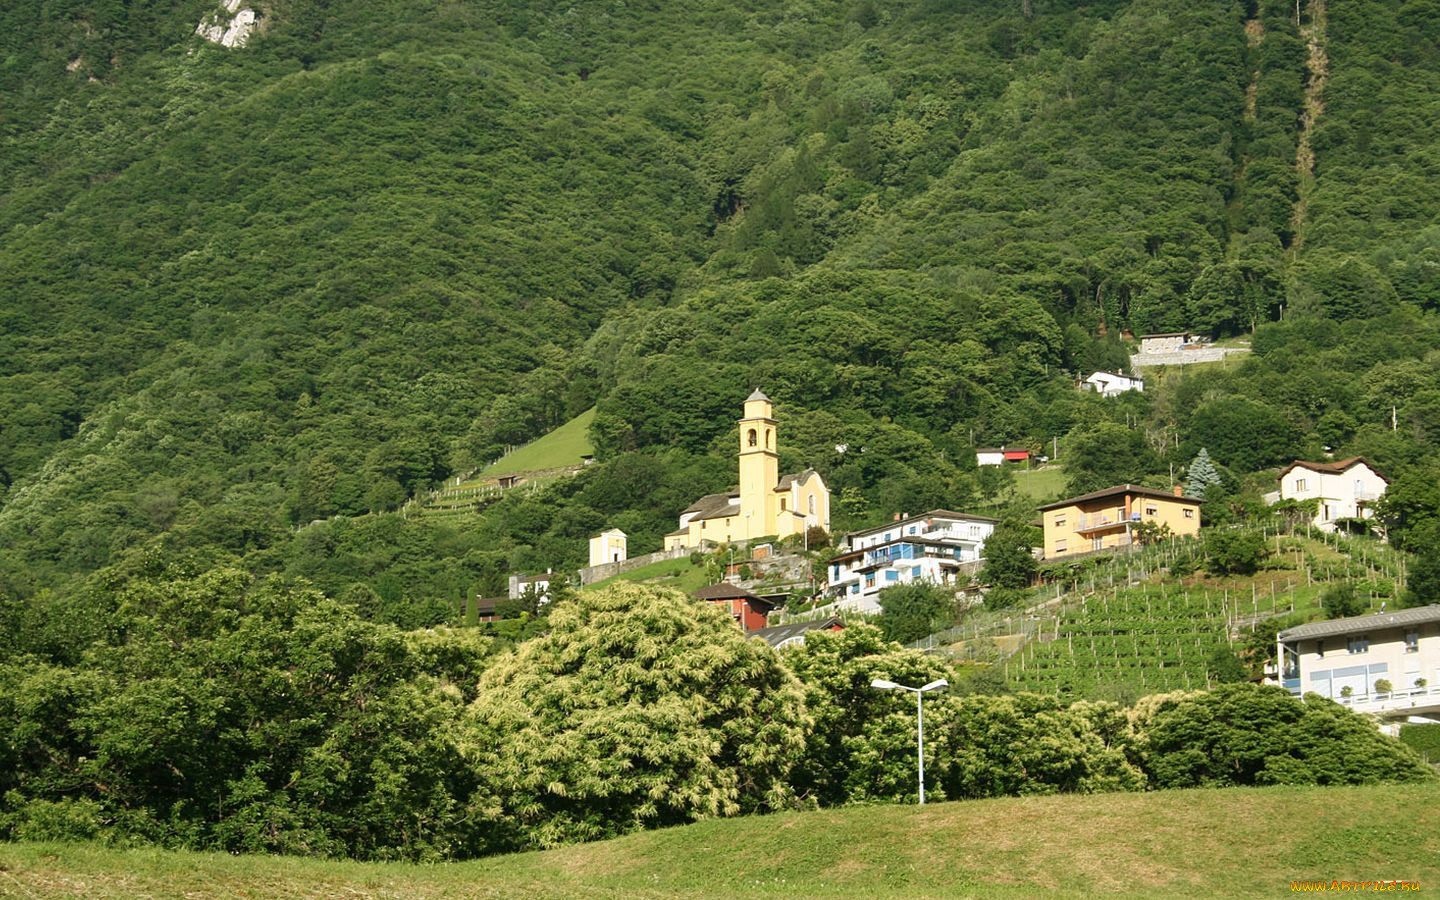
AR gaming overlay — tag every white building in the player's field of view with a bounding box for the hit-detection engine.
[1082,371,1144,397]
[1278,606,1440,729]
[508,572,553,602]
[1137,332,1199,354]
[825,510,997,613]
[588,528,627,567]
[976,448,1005,467]
[1277,457,1388,532]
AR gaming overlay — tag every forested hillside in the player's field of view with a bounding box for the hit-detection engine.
[3,0,1440,619]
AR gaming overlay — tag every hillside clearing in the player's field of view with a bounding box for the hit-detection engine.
[482,408,596,477]
[3,784,1436,898]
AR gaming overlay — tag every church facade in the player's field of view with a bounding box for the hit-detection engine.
[663,390,830,550]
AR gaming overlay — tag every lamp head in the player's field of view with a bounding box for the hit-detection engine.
[920,679,950,692]
[870,678,899,690]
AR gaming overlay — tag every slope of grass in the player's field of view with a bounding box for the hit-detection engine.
[584,555,712,594]
[3,784,1437,897]
[1010,465,1068,503]
[483,408,596,477]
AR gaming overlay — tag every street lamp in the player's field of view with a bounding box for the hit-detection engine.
[870,677,949,804]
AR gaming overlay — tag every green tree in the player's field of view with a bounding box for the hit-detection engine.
[1321,583,1366,619]
[875,581,958,644]
[1204,529,1266,576]
[1184,448,1221,499]
[781,625,953,805]
[1134,684,1435,788]
[460,584,808,850]
[981,523,1039,589]
[1064,422,1157,494]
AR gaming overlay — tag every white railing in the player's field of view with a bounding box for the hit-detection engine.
[1327,683,1440,714]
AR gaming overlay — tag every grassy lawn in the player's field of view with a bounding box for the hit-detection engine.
[1010,465,1067,503]
[584,556,713,594]
[3,784,1436,898]
[483,408,596,476]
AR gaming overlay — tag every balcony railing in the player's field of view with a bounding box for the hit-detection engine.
[1074,509,1134,533]
[1288,682,1440,714]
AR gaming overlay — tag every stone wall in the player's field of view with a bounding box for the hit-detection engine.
[1131,346,1250,368]
[577,542,714,584]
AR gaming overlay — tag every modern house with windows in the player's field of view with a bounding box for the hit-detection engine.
[1275,457,1388,532]
[1082,371,1144,397]
[1278,606,1440,727]
[825,510,996,613]
[1039,484,1201,558]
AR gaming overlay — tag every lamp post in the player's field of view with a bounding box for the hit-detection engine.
[870,677,948,804]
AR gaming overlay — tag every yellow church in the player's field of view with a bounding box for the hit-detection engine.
[663,389,830,550]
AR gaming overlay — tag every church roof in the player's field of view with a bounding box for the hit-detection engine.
[746,388,770,402]
[683,491,738,515]
[775,469,817,491]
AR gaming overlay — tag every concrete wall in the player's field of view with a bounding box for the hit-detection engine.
[1130,347,1249,368]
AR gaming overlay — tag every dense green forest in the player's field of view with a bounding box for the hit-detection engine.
[4,0,1439,616]
[4,0,1440,863]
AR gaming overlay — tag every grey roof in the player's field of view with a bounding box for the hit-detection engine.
[753,617,842,648]
[683,491,738,515]
[846,509,999,541]
[1278,606,1440,642]
[746,388,770,402]
[1039,484,1201,511]
[775,469,817,491]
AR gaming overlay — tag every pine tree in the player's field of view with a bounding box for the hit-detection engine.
[1185,447,1221,498]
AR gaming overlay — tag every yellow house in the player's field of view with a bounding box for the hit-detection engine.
[664,390,830,550]
[1039,484,1200,558]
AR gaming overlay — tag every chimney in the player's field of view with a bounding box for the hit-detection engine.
[893,512,902,522]
[1173,485,1183,497]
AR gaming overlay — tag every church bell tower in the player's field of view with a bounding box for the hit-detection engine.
[737,389,778,540]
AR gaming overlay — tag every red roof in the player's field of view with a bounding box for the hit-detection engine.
[1003,449,1031,460]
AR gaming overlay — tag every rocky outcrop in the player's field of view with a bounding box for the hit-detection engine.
[195,0,260,49]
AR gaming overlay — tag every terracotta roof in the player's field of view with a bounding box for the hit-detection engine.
[1039,484,1201,511]
[1279,457,1387,481]
[1279,606,1440,642]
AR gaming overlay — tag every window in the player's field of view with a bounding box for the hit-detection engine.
[864,573,875,587]
[1184,509,1195,519]
[1145,506,1158,517]
[1406,630,1420,653]
[747,428,757,447]
[909,526,917,535]
[884,533,892,542]
[911,567,922,578]
[850,584,860,594]
[885,571,899,582]
[766,429,772,448]
[1296,478,1307,492]
[1055,540,1067,553]
[780,498,787,511]
[1347,634,1369,655]
[1054,515,1066,527]
[809,495,816,515]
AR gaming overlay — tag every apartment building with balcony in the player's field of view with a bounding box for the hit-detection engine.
[1273,457,1388,532]
[825,510,997,613]
[1278,606,1440,728]
[1039,484,1201,558]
